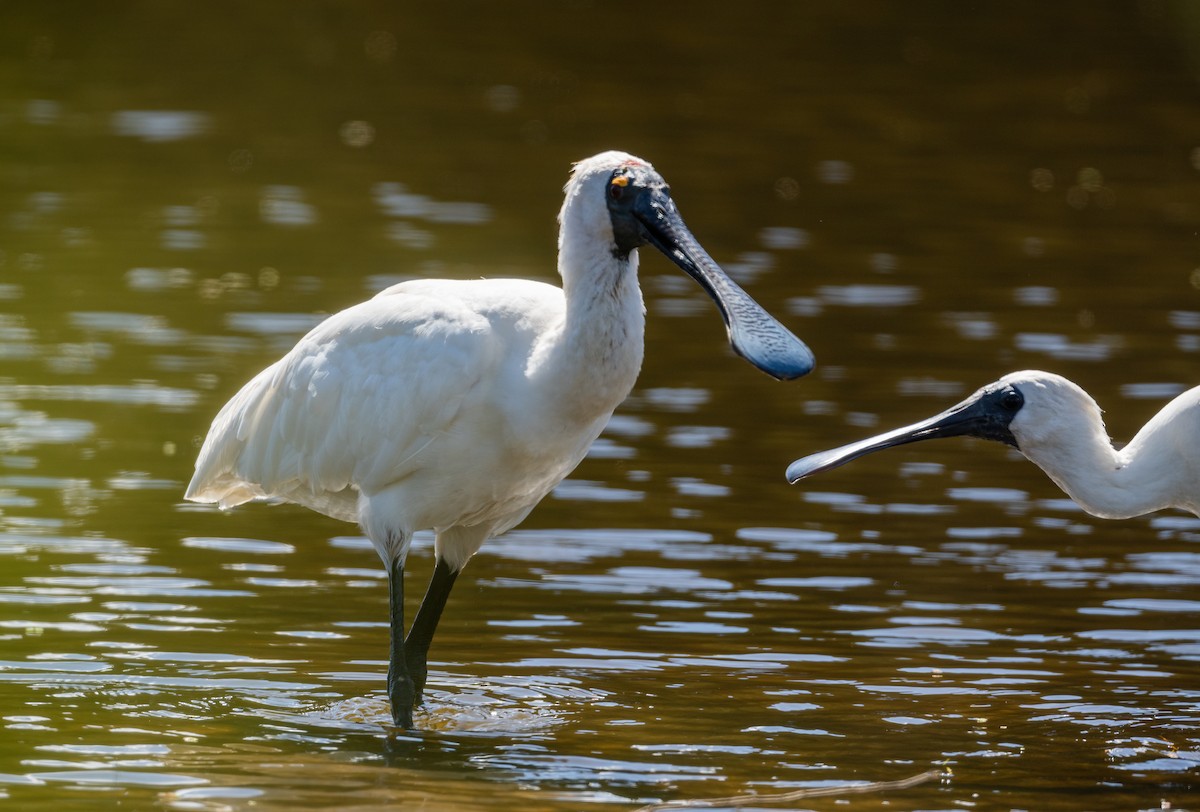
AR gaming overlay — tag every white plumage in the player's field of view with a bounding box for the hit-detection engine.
[188,277,628,569]
[187,151,814,727]
[787,370,1200,520]
[998,372,1200,519]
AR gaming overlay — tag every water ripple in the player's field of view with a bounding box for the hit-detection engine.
[111,110,210,142]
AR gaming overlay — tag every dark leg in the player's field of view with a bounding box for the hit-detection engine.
[404,556,459,707]
[386,556,416,728]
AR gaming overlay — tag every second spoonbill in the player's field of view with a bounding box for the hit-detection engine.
[786,370,1200,520]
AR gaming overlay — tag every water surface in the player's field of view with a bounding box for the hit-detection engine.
[3,2,1200,809]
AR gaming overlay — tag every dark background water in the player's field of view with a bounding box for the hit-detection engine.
[2,1,1200,809]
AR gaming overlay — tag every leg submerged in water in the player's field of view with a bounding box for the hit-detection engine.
[404,557,459,707]
[386,555,416,728]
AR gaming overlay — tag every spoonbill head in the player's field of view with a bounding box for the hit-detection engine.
[563,151,814,380]
[786,370,1200,520]
[186,151,813,729]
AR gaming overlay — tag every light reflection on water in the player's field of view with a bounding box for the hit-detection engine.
[4,2,1200,810]
[4,495,1199,807]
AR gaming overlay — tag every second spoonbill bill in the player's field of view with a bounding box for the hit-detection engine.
[786,370,1200,520]
[187,150,814,729]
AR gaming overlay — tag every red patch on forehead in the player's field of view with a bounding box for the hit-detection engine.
[620,158,647,168]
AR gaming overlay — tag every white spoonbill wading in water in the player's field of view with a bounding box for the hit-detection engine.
[786,370,1200,520]
[186,151,815,729]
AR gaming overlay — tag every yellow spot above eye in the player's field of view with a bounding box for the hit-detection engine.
[611,176,629,187]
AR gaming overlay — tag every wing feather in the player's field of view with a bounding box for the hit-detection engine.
[186,285,498,522]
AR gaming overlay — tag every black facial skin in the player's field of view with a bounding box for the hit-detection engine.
[786,382,1025,484]
[606,165,663,258]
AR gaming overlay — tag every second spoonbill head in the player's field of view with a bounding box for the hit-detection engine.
[786,370,1200,520]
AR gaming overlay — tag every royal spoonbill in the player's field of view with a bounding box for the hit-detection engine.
[786,370,1200,520]
[187,151,814,728]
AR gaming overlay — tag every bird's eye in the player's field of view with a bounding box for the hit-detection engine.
[1001,390,1023,411]
[609,173,630,200]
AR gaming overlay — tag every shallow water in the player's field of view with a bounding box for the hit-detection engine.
[4,2,1200,809]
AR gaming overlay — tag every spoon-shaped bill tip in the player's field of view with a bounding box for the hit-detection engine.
[633,190,814,381]
[786,449,847,483]
[784,433,906,483]
[725,304,815,381]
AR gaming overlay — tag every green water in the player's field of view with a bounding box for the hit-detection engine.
[2,2,1200,809]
